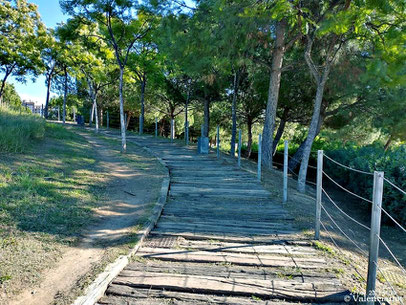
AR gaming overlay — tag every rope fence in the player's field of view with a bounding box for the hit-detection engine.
[313,149,405,305]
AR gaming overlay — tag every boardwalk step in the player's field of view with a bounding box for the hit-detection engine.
[110,271,348,302]
[100,286,343,305]
[136,247,326,269]
[124,261,339,282]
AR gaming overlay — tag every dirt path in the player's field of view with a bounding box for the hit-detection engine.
[10,130,164,305]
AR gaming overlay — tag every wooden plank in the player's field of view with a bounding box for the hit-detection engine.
[124,261,339,282]
[161,211,293,222]
[100,286,324,305]
[155,221,295,235]
[170,185,271,195]
[169,239,317,256]
[159,216,294,228]
[136,247,326,269]
[111,271,348,302]
[149,231,305,245]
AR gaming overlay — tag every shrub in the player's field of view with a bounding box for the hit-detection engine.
[0,107,45,153]
[324,144,406,226]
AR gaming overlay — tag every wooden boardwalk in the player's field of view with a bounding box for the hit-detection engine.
[97,136,349,305]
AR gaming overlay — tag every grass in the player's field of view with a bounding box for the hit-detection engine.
[0,123,106,297]
[0,107,45,153]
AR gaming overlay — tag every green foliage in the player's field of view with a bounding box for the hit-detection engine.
[325,144,406,226]
[0,107,45,153]
[1,83,22,109]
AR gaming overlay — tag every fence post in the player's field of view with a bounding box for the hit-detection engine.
[237,129,242,167]
[185,121,189,145]
[283,140,288,203]
[139,114,142,135]
[106,111,109,129]
[155,117,158,138]
[257,134,262,181]
[124,113,127,128]
[170,119,174,142]
[315,150,323,240]
[216,125,220,158]
[366,171,384,304]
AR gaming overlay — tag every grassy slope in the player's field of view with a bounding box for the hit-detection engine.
[0,123,106,296]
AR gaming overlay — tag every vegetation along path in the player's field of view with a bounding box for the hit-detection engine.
[97,134,350,305]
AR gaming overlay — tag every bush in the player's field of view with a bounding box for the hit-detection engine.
[0,107,45,153]
[324,144,406,226]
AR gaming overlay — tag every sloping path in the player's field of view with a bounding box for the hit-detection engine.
[97,135,349,305]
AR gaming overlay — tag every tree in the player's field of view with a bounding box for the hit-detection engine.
[61,0,154,152]
[0,0,46,103]
[1,82,22,109]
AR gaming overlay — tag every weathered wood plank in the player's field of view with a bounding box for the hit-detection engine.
[101,286,338,305]
[149,230,305,244]
[124,261,339,282]
[136,247,326,269]
[111,271,348,302]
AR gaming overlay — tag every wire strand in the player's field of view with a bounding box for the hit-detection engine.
[319,220,366,280]
[320,203,368,255]
[324,154,374,175]
[379,206,406,233]
[384,177,406,196]
[377,235,406,277]
[373,261,405,305]
[322,188,371,231]
[323,171,373,204]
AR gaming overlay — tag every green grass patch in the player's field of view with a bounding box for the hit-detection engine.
[0,123,106,296]
[0,107,45,153]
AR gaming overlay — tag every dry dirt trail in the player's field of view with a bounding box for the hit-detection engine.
[97,135,351,305]
[10,130,164,305]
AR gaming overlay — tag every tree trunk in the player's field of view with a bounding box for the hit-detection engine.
[100,108,103,127]
[261,19,287,169]
[62,68,68,125]
[0,69,12,105]
[246,117,253,158]
[272,118,286,154]
[203,98,210,137]
[297,35,334,193]
[289,114,324,171]
[44,73,53,119]
[384,136,392,152]
[140,73,146,134]
[118,67,127,152]
[230,71,239,157]
[94,98,99,132]
[89,102,95,127]
[126,112,132,130]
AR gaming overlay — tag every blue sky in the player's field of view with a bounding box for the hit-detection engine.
[8,0,67,106]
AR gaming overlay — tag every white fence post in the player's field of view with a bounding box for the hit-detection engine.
[315,150,323,240]
[216,125,220,158]
[257,134,262,181]
[283,140,288,203]
[366,171,384,305]
[237,129,242,167]
[155,117,158,138]
[170,119,174,142]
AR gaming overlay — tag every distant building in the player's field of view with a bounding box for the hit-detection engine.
[22,100,43,116]
[22,101,35,112]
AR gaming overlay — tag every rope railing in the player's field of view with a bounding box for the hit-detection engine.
[320,203,369,255]
[322,188,371,231]
[322,170,373,204]
[323,153,374,175]
[374,261,405,305]
[315,150,405,305]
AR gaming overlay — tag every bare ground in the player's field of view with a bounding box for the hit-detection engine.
[5,128,165,305]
